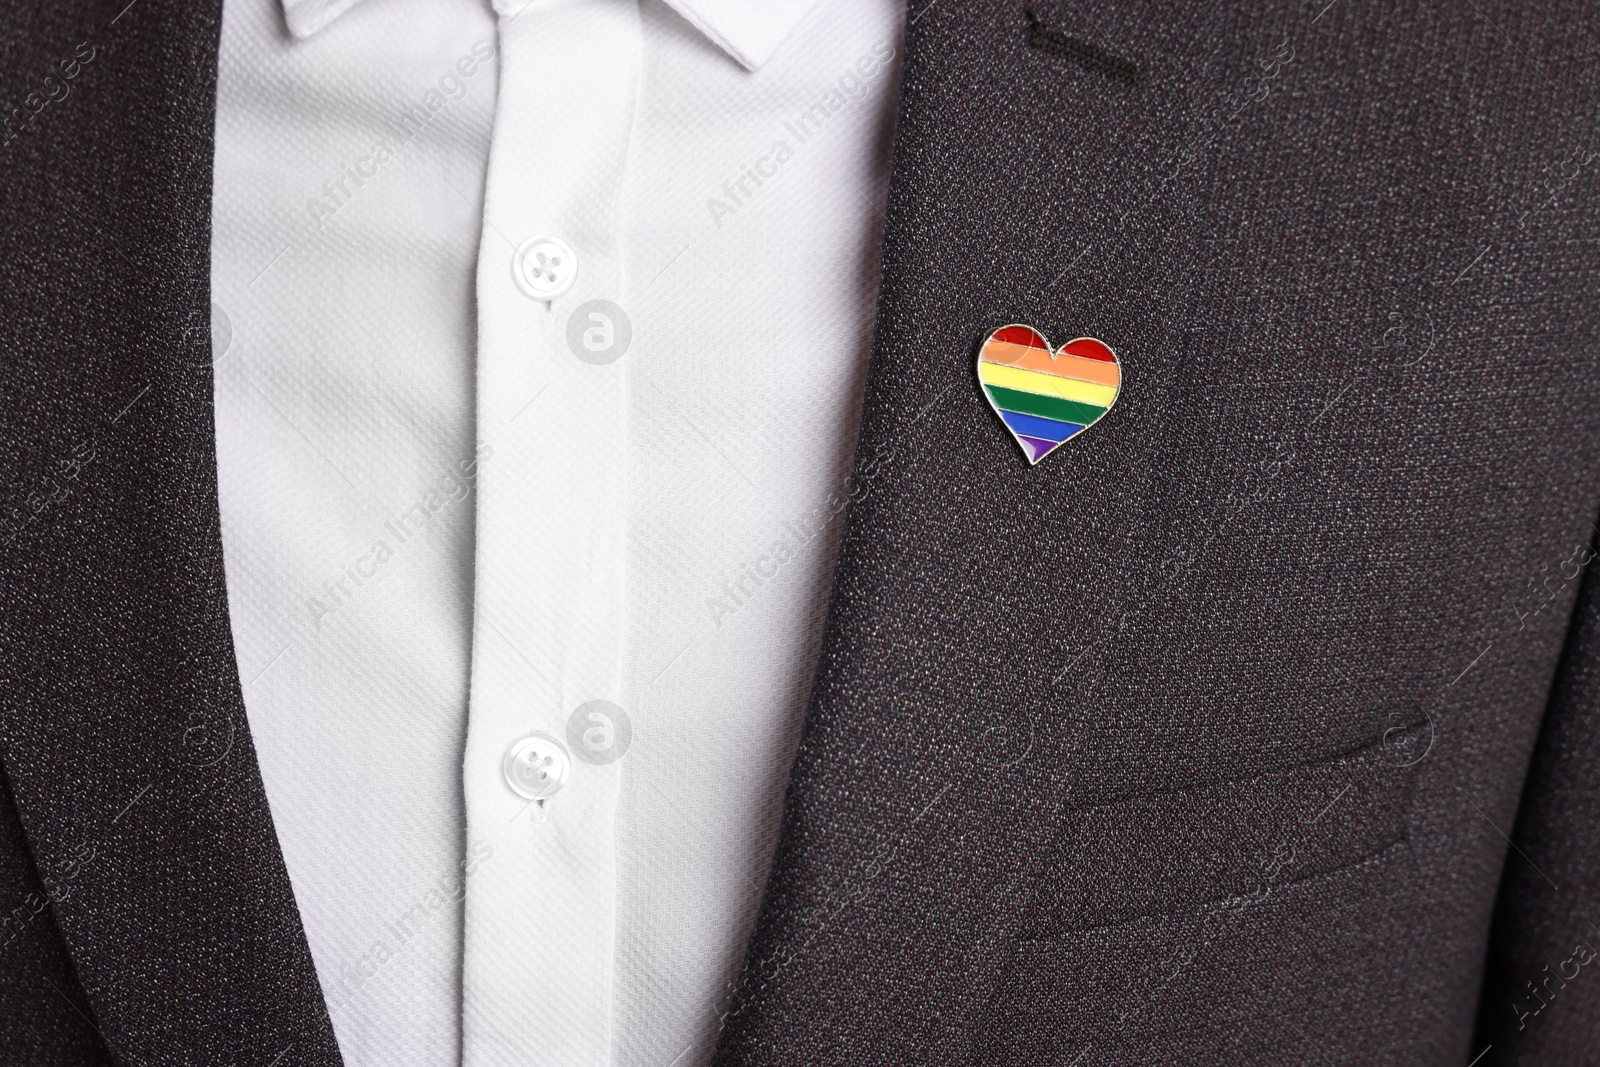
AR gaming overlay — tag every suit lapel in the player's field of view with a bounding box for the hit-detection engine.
[0,2,341,1062]
[712,0,1218,1061]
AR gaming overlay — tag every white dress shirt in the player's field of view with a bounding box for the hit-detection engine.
[210,0,902,1064]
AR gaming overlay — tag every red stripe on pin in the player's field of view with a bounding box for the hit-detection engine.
[1062,336,1116,362]
[992,325,1048,349]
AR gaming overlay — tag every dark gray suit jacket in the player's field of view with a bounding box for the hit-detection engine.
[1,0,1596,1063]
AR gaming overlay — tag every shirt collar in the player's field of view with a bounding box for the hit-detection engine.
[282,0,817,70]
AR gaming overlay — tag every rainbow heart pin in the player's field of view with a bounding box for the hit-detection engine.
[978,325,1121,465]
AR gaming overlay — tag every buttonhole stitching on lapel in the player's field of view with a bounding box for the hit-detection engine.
[1023,9,1144,85]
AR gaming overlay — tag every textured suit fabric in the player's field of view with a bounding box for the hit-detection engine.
[0,1,341,1064]
[0,0,1598,1065]
[712,1,1600,1065]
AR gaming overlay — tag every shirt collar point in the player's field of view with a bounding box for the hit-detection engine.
[663,0,820,70]
[281,0,365,39]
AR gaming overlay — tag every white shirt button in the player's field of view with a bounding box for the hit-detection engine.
[513,235,579,300]
[502,733,572,800]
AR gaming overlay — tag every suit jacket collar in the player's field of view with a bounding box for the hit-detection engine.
[709,0,1210,1060]
[0,1,342,1062]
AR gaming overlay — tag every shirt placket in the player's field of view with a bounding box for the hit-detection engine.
[463,2,640,1065]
